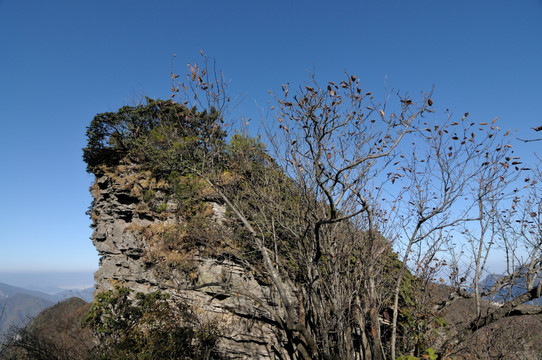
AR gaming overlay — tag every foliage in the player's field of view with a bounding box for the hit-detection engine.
[83,286,220,360]
[0,298,94,360]
[396,348,437,360]
[83,98,226,175]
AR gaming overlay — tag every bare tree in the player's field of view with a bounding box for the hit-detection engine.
[265,73,542,359]
[85,53,542,359]
[437,161,542,355]
[265,75,436,359]
[182,68,541,358]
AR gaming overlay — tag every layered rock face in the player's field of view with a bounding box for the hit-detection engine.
[90,164,294,359]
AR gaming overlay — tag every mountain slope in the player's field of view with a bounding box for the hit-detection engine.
[0,282,93,339]
[0,293,53,339]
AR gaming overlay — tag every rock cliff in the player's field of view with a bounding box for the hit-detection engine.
[90,163,295,359]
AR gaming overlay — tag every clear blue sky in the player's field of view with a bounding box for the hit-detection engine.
[0,0,541,273]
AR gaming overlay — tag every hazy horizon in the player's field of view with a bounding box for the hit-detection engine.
[0,271,95,294]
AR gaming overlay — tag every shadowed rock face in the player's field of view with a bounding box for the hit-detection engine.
[89,164,295,359]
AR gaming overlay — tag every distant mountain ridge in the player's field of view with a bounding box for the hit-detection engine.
[0,282,54,301]
[481,273,542,306]
[0,282,94,339]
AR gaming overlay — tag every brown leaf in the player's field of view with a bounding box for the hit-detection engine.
[428,98,433,106]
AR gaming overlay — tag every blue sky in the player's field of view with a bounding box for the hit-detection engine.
[0,0,541,276]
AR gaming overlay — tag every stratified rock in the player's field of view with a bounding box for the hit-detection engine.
[89,163,294,359]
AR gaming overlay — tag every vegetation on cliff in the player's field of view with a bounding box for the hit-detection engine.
[83,286,220,359]
[1,297,94,360]
[80,54,542,359]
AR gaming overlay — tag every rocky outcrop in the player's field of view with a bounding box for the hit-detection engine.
[90,164,294,359]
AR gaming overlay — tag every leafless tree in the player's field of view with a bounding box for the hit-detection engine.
[436,161,542,355]
[198,67,541,357]
[123,55,542,359]
[264,75,541,359]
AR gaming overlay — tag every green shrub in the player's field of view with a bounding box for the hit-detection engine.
[83,98,226,175]
[155,203,168,213]
[83,286,220,360]
[396,348,437,360]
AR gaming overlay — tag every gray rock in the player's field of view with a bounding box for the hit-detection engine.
[89,166,294,359]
